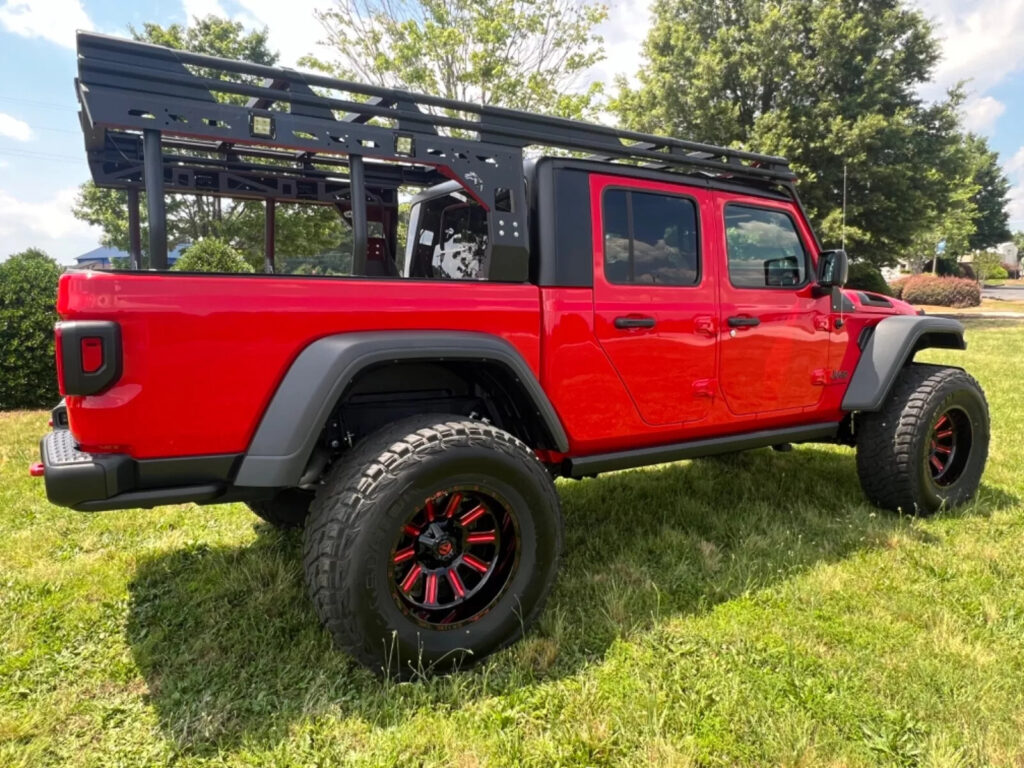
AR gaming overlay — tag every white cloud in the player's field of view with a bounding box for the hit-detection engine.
[1007,146,1024,177]
[961,96,1006,133]
[587,0,651,88]
[0,112,32,141]
[183,0,228,22]
[0,0,94,50]
[0,187,101,263]
[179,0,329,66]
[918,0,1024,96]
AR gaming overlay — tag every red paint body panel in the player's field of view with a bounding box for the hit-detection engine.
[54,187,918,466]
[58,272,541,458]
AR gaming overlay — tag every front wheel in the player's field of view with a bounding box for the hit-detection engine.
[303,415,562,677]
[856,364,990,514]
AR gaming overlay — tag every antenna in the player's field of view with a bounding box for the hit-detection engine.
[841,162,847,251]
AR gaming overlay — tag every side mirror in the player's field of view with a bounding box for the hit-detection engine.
[817,249,849,288]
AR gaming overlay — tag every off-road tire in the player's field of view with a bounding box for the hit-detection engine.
[303,415,563,678]
[856,364,989,515]
[247,489,313,529]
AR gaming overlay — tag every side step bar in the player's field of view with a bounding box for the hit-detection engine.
[564,422,839,477]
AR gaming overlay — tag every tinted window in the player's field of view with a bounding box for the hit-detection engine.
[603,189,699,286]
[725,205,807,288]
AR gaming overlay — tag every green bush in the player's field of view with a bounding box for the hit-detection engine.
[0,249,62,410]
[900,274,981,308]
[989,265,1009,281]
[845,261,891,295]
[172,238,254,273]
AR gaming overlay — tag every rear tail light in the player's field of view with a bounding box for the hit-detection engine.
[55,321,122,396]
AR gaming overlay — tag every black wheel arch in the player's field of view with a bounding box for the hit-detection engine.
[234,331,569,488]
[842,315,967,412]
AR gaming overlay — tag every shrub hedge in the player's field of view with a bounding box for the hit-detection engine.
[845,261,892,296]
[173,238,254,273]
[0,249,62,410]
[897,274,981,308]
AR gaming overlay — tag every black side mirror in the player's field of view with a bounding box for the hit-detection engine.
[817,249,849,288]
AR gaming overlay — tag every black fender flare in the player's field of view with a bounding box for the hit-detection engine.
[233,331,569,487]
[841,315,966,412]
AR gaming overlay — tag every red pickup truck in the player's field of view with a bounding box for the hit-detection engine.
[37,33,990,676]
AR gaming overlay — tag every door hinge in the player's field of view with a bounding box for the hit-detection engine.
[814,315,830,331]
[693,378,717,398]
[811,368,829,386]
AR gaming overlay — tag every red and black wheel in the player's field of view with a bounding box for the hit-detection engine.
[857,364,989,514]
[389,489,520,628]
[303,416,562,677]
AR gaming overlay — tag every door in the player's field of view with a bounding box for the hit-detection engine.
[591,174,718,425]
[715,195,831,415]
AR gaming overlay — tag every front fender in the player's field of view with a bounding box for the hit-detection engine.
[841,315,966,411]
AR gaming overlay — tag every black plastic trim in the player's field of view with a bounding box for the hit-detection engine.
[75,485,224,511]
[856,291,893,308]
[51,399,69,429]
[565,422,838,477]
[58,320,122,396]
[841,316,966,411]
[533,162,593,287]
[39,429,243,511]
[234,331,570,487]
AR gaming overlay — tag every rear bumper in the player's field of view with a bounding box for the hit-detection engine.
[39,429,248,511]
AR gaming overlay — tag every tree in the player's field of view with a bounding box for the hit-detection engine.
[306,0,608,119]
[72,17,343,269]
[0,249,62,410]
[614,0,973,267]
[964,134,1012,251]
[971,250,1005,284]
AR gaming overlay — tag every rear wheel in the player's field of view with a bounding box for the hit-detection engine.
[303,415,562,677]
[856,364,989,514]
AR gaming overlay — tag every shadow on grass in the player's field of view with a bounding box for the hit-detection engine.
[125,446,1019,754]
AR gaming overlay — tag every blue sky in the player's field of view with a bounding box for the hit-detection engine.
[0,0,1022,263]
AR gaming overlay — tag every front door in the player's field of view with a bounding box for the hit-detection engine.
[591,174,718,426]
[715,194,831,415]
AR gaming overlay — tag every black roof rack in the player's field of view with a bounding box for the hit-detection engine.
[75,31,796,275]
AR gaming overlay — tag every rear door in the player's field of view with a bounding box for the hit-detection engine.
[591,173,718,425]
[714,193,831,415]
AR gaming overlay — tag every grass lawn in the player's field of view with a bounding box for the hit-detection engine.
[3,320,1024,766]
[914,299,1024,316]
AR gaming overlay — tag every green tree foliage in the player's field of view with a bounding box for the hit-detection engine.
[964,134,1012,251]
[172,238,254,273]
[0,249,62,410]
[971,250,1005,284]
[72,17,343,269]
[307,0,608,118]
[845,261,891,296]
[614,0,984,267]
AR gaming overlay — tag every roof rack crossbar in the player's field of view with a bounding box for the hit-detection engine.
[76,31,794,183]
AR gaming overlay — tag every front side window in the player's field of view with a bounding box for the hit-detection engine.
[603,189,700,286]
[724,204,808,288]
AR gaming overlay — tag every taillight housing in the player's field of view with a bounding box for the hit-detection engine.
[55,321,122,396]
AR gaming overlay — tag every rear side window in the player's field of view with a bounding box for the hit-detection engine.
[724,204,808,288]
[603,189,700,286]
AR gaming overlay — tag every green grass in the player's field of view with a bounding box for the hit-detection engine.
[3,320,1024,766]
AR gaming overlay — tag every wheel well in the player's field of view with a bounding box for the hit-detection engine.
[320,360,558,456]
